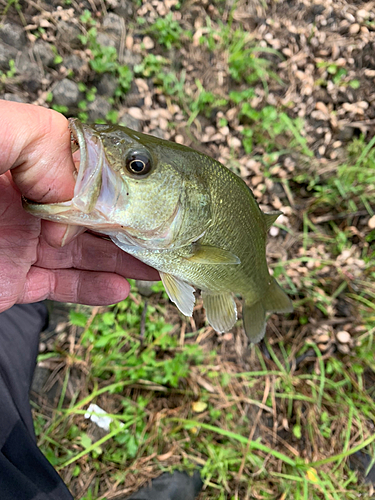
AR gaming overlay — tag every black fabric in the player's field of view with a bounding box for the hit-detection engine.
[0,303,73,500]
[125,471,203,500]
[349,451,375,485]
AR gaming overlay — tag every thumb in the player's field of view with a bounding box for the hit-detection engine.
[0,100,75,203]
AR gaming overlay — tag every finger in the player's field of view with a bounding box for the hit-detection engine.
[0,100,75,203]
[19,266,131,305]
[37,232,160,281]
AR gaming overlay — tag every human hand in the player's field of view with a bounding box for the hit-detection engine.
[0,101,159,313]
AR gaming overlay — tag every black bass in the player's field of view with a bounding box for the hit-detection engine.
[24,119,293,342]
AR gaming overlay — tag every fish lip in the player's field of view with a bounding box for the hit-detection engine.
[68,118,86,173]
[68,118,104,213]
[67,120,130,225]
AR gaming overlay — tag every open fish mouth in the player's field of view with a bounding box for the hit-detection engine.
[68,119,132,226]
[70,125,80,175]
[68,118,105,214]
[22,119,102,216]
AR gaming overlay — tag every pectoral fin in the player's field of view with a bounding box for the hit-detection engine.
[160,272,196,317]
[183,245,241,265]
[202,292,237,333]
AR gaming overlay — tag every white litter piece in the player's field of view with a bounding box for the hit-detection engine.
[84,404,113,431]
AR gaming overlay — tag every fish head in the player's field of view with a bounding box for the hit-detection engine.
[25,119,213,250]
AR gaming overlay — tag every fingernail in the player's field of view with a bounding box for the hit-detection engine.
[61,225,85,247]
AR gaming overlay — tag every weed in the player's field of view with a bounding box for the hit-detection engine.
[233,97,308,155]
[316,60,360,88]
[1,0,25,24]
[33,273,375,499]
[78,27,133,97]
[80,9,96,27]
[0,58,16,83]
[200,18,283,89]
[187,79,228,126]
[133,55,188,102]
[299,135,375,214]
[79,28,118,73]
[106,109,119,124]
[146,12,191,49]
[52,104,69,114]
[317,60,348,85]
[134,54,170,78]
[228,37,283,89]
[70,294,203,388]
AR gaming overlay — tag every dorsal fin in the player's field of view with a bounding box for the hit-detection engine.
[263,210,282,231]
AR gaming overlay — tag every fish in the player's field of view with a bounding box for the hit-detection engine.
[24,119,293,343]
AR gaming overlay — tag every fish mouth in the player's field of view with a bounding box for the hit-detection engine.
[68,119,131,227]
[68,118,104,214]
[70,124,81,174]
[24,120,131,233]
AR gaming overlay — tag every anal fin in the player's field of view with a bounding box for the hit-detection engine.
[242,300,267,344]
[160,272,195,317]
[202,292,237,333]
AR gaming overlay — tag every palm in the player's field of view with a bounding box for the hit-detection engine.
[0,174,38,310]
[0,173,158,313]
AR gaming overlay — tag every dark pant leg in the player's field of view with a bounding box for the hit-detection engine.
[0,303,73,500]
[0,303,203,500]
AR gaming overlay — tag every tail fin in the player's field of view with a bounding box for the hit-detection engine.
[243,278,293,343]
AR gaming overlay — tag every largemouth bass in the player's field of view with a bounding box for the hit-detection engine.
[24,119,293,342]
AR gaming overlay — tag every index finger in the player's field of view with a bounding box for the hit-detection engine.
[36,232,160,282]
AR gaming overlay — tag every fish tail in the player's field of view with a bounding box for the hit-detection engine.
[243,278,293,343]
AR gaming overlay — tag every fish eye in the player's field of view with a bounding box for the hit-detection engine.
[125,151,152,176]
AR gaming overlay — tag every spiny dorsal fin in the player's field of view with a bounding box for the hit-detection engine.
[183,245,241,265]
[160,272,195,316]
[202,292,237,333]
[263,210,282,231]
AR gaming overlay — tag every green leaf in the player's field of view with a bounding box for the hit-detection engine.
[293,424,302,439]
[54,55,63,65]
[52,104,69,114]
[80,433,92,449]
[69,311,88,327]
[349,79,360,89]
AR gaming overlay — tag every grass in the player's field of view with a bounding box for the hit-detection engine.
[9,1,373,499]
[33,295,375,499]
[145,12,192,49]
[78,24,133,97]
